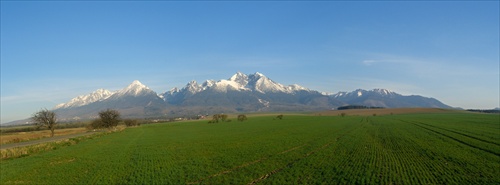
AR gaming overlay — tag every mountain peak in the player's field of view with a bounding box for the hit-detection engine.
[54,88,114,109]
[131,80,143,85]
[185,80,203,94]
[229,72,249,86]
[254,72,266,78]
[373,88,395,96]
[125,80,148,90]
[230,71,247,79]
[117,80,151,96]
[333,88,399,98]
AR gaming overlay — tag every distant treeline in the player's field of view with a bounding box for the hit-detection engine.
[337,105,385,110]
[466,109,500,114]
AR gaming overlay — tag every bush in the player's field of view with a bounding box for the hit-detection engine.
[124,119,140,127]
[88,109,121,130]
[88,119,104,130]
[237,115,247,122]
[276,115,284,120]
[99,109,121,129]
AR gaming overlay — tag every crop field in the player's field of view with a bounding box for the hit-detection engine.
[1,112,499,184]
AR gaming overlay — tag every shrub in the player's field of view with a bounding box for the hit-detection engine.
[237,115,247,122]
[276,115,284,120]
[88,119,104,130]
[98,109,121,129]
[124,119,140,127]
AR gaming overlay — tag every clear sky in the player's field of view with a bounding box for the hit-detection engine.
[1,1,499,123]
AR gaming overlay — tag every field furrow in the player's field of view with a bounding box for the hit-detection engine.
[409,121,500,156]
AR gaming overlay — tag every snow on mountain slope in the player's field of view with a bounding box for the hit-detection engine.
[332,89,399,98]
[247,72,288,93]
[287,84,309,92]
[163,72,310,96]
[185,81,204,94]
[55,80,158,109]
[54,89,114,109]
[114,80,152,97]
[229,72,249,86]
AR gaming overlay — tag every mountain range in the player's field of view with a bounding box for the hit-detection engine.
[44,72,452,122]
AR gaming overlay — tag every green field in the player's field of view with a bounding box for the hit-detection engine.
[1,113,499,184]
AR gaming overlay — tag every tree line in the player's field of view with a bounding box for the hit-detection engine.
[337,105,385,110]
[208,114,248,123]
[31,108,138,137]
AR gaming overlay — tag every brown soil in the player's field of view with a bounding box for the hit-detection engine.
[0,131,98,150]
[0,127,89,145]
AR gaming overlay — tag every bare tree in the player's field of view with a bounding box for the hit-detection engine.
[32,109,57,137]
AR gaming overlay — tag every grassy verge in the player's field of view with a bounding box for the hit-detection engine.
[0,127,125,160]
[0,127,90,145]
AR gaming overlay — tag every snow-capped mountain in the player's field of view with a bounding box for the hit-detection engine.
[54,89,114,109]
[48,72,452,121]
[53,80,165,120]
[162,72,310,97]
[333,89,398,98]
[54,80,156,109]
[160,72,322,112]
[332,89,451,108]
[113,80,153,97]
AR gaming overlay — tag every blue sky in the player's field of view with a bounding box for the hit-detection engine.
[1,1,499,123]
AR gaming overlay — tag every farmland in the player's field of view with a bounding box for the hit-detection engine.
[1,111,499,184]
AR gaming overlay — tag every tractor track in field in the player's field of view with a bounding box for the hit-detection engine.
[413,121,500,146]
[407,121,500,157]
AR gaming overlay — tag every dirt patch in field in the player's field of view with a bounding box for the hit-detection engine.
[0,127,88,145]
[315,108,461,116]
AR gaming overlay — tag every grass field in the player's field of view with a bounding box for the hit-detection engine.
[1,112,499,184]
[317,107,463,116]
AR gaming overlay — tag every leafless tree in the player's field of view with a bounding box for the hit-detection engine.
[32,109,57,137]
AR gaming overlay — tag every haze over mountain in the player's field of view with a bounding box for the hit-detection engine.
[31,72,451,123]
